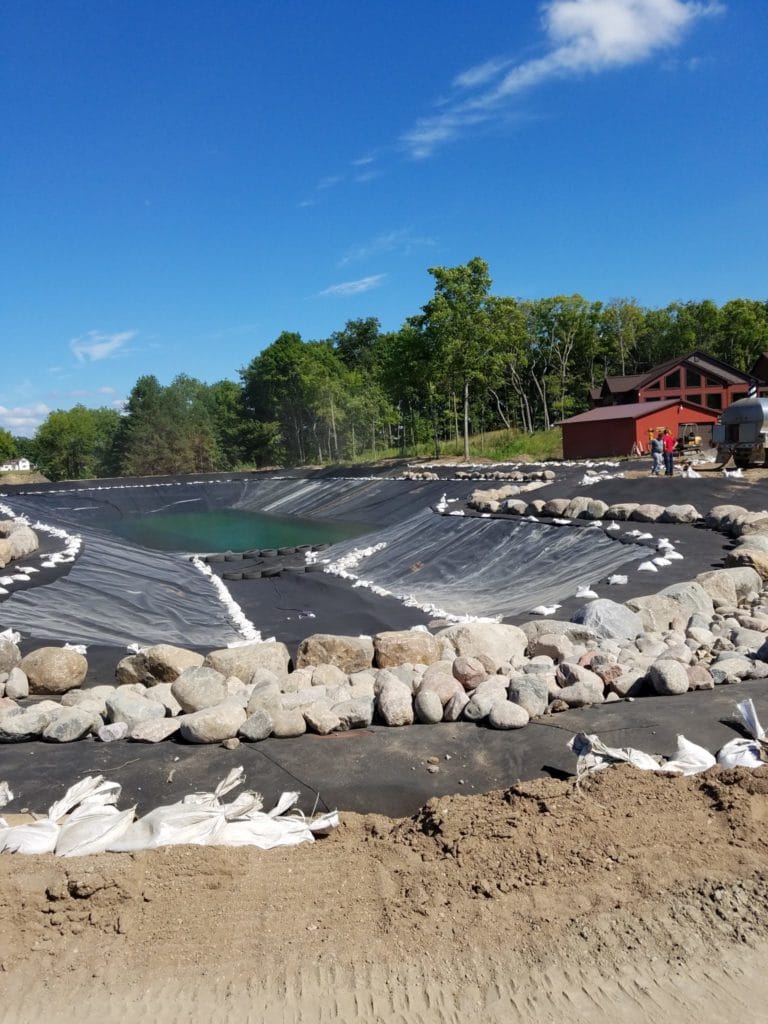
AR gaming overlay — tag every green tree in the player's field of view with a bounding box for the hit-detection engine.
[0,428,16,462]
[34,405,121,481]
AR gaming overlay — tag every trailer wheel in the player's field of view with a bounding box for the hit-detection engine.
[734,451,751,470]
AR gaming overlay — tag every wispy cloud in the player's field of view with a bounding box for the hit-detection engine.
[70,329,137,363]
[403,0,724,158]
[45,386,117,400]
[318,274,386,297]
[338,229,435,267]
[0,402,50,435]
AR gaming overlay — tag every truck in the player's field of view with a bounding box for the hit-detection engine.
[712,396,768,469]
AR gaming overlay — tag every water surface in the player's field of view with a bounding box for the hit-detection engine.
[105,509,370,553]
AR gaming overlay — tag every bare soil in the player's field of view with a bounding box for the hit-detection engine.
[3,766,768,1022]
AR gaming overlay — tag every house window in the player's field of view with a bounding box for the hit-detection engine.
[706,393,722,409]
[732,391,747,401]
[686,368,702,387]
[687,392,703,406]
[665,371,681,389]
[646,380,661,390]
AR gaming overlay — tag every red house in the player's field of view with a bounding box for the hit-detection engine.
[589,350,760,412]
[560,399,720,460]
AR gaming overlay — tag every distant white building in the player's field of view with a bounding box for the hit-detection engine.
[0,457,31,472]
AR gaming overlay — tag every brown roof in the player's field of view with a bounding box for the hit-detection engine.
[600,351,751,396]
[559,398,718,426]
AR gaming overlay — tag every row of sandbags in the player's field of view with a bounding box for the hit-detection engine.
[0,766,337,856]
[570,698,767,775]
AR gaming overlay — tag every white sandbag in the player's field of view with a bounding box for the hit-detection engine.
[0,781,13,809]
[717,737,763,769]
[0,819,60,855]
[662,735,716,775]
[569,732,662,775]
[56,806,137,857]
[181,766,248,807]
[47,775,118,822]
[736,699,766,741]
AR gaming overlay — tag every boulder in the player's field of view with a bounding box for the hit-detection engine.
[556,677,604,707]
[4,667,28,699]
[451,656,488,690]
[246,680,283,715]
[130,718,182,742]
[527,633,575,662]
[171,666,229,713]
[295,634,373,673]
[376,679,414,726]
[270,708,307,738]
[488,701,530,730]
[105,691,165,732]
[5,523,39,561]
[507,676,549,718]
[21,647,88,695]
[414,689,443,724]
[564,496,591,519]
[0,639,22,674]
[115,655,155,687]
[98,722,129,743]
[0,702,63,742]
[303,704,342,735]
[443,689,470,722]
[204,642,291,682]
[606,667,648,698]
[332,698,374,730]
[417,672,463,706]
[686,664,715,691]
[570,599,642,641]
[374,630,441,668]
[725,547,768,579]
[660,504,701,524]
[311,663,349,688]
[630,503,665,522]
[239,710,274,742]
[144,683,183,717]
[142,644,204,682]
[179,703,246,743]
[437,622,527,668]
[605,503,639,520]
[42,707,97,743]
[648,660,689,696]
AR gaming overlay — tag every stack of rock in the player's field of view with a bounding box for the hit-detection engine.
[0,520,38,569]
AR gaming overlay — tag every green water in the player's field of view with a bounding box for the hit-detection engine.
[106,509,370,553]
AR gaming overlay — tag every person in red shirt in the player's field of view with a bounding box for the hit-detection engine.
[662,429,676,476]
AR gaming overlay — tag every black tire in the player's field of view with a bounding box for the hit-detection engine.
[283,565,306,575]
[224,553,243,562]
[242,569,263,580]
[262,565,282,578]
[205,554,226,564]
[222,571,243,581]
[297,544,312,552]
[259,548,277,558]
[278,546,296,556]
[314,542,331,551]
[734,451,751,469]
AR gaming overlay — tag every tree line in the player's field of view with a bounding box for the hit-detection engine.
[4,257,768,480]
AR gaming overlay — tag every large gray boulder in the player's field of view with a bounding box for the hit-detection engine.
[142,644,205,683]
[204,642,290,682]
[179,703,246,743]
[373,630,441,668]
[605,503,639,520]
[0,701,63,741]
[660,504,701,524]
[270,708,307,738]
[414,689,443,724]
[376,679,414,726]
[295,634,373,673]
[648,659,689,695]
[42,706,98,742]
[105,691,165,732]
[115,654,155,687]
[239,710,274,742]
[488,701,529,730]
[171,666,229,712]
[631,503,665,522]
[437,622,527,668]
[21,647,88,695]
[130,718,181,742]
[570,599,642,641]
[1,522,39,562]
[451,656,488,690]
[4,667,28,700]
[332,698,374,730]
[507,677,549,718]
[0,639,22,674]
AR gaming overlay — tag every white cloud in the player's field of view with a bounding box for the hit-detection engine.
[403,0,723,157]
[0,402,50,435]
[318,274,386,297]
[339,230,435,267]
[70,329,136,363]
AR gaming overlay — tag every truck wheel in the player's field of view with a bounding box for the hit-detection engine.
[734,451,751,469]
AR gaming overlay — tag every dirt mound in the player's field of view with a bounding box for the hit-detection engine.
[3,766,768,1022]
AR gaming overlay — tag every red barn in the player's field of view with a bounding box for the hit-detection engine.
[560,399,720,460]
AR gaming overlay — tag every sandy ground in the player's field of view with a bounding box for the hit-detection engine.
[3,765,768,1023]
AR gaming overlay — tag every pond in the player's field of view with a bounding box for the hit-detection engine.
[105,509,371,553]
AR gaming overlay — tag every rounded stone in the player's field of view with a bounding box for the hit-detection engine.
[488,701,530,730]
[649,659,690,696]
[21,647,88,695]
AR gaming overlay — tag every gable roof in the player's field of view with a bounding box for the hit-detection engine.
[602,350,752,395]
[559,398,719,426]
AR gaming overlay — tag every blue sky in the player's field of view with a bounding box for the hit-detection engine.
[2,0,766,435]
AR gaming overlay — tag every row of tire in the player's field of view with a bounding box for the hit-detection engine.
[220,562,327,581]
[204,542,332,565]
